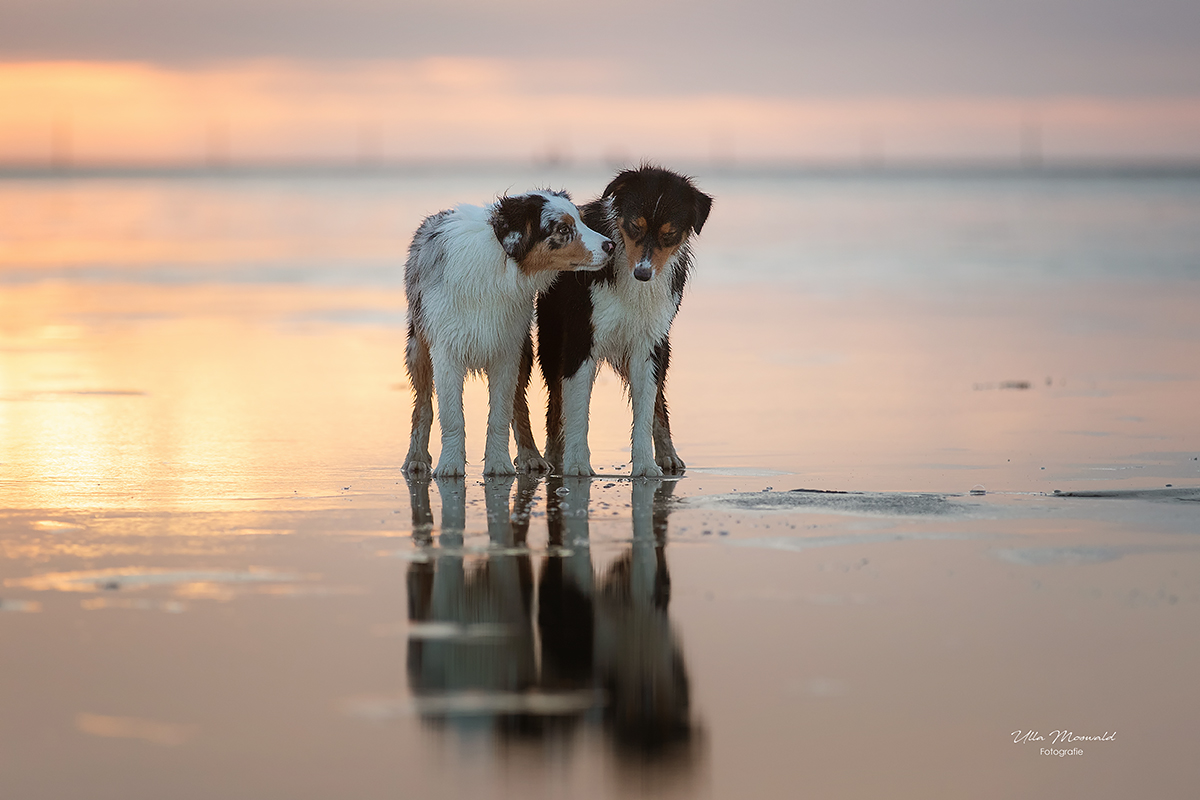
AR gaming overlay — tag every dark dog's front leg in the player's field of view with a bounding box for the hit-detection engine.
[653,383,685,473]
[651,338,685,473]
[628,355,663,477]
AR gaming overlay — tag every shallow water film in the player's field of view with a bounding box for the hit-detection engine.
[2,166,1199,799]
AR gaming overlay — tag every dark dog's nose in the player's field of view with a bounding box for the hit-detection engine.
[601,239,615,254]
[633,264,653,281]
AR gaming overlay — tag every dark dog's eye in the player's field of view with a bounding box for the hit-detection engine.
[556,222,572,236]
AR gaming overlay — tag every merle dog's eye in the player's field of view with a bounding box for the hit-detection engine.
[556,222,571,236]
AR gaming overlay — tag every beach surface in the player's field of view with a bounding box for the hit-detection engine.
[2,166,1198,798]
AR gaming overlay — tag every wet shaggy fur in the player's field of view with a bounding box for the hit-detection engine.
[403,190,613,477]
[528,166,713,477]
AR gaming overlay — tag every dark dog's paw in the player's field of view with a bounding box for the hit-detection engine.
[656,453,686,473]
[542,447,564,472]
[514,451,551,474]
[403,455,432,477]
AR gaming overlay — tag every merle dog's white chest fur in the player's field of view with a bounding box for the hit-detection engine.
[415,206,554,372]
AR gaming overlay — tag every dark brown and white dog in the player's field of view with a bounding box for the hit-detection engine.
[402,191,613,477]
[529,166,713,477]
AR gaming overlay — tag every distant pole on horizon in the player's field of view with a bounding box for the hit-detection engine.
[710,128,735,170]
[206,120,229,169]
[602,144,631,169]
[51,117,72,170]
[537,133,570,168]
[357,120,383,168]
[860,125,885,170]
[1020,112,1043,169]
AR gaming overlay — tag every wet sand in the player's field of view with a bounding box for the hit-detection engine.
[2,169,1199,798]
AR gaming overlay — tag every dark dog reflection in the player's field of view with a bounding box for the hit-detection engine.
[405,474,697,771]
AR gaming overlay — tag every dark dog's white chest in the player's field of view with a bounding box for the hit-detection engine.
[590,275,677,362]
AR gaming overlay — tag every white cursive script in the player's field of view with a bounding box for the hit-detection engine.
[1051,730,1116,744]
[1013,729,1116,744]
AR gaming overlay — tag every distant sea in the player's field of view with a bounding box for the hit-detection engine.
[3,164,1198,290]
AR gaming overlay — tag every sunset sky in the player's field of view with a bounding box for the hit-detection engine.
[2,0,1199,165]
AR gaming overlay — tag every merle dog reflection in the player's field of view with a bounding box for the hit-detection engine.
[404,474,695,763]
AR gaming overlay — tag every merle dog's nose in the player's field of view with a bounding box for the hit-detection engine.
[601,239,615,254]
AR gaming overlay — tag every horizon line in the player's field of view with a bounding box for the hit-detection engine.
[3,156,1200,181]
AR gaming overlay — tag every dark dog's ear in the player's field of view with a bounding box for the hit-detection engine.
[690,188,713,234]
[491,195,543,262]
[602,170,635,200]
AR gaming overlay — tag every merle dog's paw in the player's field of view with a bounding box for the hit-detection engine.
[630,461,664,478]
[482,459,518,477]
[433,461,466,478]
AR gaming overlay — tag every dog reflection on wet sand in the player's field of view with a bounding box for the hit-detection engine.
[404,474,697,770]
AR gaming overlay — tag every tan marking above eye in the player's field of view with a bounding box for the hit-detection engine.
[627,216,647,235]
[659,223,682,246]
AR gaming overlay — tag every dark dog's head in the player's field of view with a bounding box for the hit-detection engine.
[603,166,712,282]
[491,190,614,274]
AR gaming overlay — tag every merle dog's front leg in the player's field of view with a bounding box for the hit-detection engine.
[483,357,519,476]
[561,358,597,477]
[432,355,468,477]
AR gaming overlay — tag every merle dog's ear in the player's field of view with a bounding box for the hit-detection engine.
[690,187,713,234]
[492,195,542,262]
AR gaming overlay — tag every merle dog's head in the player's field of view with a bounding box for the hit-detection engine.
[602,166,713,282]
[490,190,614,273]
